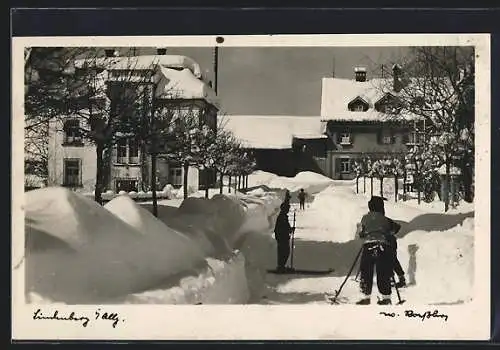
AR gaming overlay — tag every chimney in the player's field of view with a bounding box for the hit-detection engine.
[392,64,402,92]
[104,49,116,58]
[354,67,367,82]
[157,47,167,55]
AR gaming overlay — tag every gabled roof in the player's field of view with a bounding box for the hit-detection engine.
[320,77,421,122]
[221,115,325,149]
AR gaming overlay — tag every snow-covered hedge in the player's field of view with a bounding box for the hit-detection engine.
[83,188,177,202]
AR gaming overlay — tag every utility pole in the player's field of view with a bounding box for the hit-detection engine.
[214,36,225,95]
[213,47,219,95]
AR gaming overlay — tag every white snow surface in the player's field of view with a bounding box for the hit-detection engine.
[23,172,474,306]
[24,184,282,304]
[247,170,334,195]
[248,182,474,305]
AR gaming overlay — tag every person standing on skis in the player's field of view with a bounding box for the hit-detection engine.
[298,188,307,210]
[355,196,399,305]
[274,202,294,272]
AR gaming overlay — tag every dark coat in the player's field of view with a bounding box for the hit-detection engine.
[274,212,292,241]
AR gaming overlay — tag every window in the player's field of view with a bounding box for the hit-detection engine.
[169,167,182,187]
[128,139,139,163]
[380,130,394,144]
[404,132,424,145]
[63,120,83,145]
[339,132,352,145]
[340,158,351,173]
[347,97,369,112]
[63,158,81,187]
[117,139,127,163]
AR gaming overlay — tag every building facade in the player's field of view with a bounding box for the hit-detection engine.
[224,66,423,180]
[47,50,218,194]
[319,66,423,179]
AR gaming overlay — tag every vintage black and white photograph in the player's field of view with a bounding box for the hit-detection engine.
[13,34,490,340]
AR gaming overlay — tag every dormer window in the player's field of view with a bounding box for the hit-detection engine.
[375,93,402,114]
[347,97,369,112]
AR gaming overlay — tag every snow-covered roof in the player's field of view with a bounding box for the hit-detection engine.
[74,54,202,78]
[221,115,325,149]
[154,66,218,108]
[320,77,422,122]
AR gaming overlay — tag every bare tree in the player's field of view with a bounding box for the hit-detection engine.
[373,47,474,210]
[59,48,156,204]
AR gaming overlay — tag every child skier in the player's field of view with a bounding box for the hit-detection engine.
[355,196,400,305]
[298,188,307,210]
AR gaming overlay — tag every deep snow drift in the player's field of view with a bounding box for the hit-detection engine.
[23,183,282,304]
[247,170,334,198]
[24,188,209,303]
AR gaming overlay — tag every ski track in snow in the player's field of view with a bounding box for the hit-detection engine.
[254,183,474,306]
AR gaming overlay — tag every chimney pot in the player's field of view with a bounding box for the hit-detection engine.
[354,66,367,82]
[393,64,403,92]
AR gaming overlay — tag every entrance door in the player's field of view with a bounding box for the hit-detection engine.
[116,179,138,193]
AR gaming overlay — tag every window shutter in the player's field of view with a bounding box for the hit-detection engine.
[79,159,83,186]
[336,132,341,144]
[334,157,341,176]
[391,131,396,144]
[349,132,354,144]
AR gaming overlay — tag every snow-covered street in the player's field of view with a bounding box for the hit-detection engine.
[246,180,474,306]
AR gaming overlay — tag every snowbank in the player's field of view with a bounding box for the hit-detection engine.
[247,170,334,196]
[306,186,368,242]
[24,183,283,305]
[120,251,249,304]
[25,187,208,303]
[397,219,474,304]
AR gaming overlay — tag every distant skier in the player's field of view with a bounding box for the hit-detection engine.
[355,196,399,305]
[274,202,294,272]
[298,188,307,210]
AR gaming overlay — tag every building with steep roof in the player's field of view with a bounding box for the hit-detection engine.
[47,50,218,194]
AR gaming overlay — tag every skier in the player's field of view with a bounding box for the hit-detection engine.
[368,195,406,287]
[298,188,307,210]
[355,196,399,305]
[274,202,294,272]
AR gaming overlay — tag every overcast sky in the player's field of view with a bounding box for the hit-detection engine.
[120,46,410,116]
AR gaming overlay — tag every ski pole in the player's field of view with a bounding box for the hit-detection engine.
[290,209,296,269]
[392,274,405,305]
[330,245,363,303]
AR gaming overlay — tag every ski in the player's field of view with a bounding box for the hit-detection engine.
[324,292,349,304]
[267,268,335,275]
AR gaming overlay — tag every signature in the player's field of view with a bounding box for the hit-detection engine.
[33,308,124,328]
[379,309,448,322]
